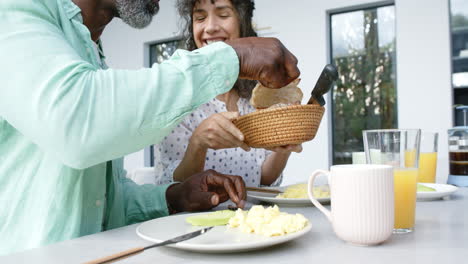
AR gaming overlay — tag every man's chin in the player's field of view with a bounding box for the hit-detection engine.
[116,0,159,29]
[122,13,156,29]
[147,1,160,15]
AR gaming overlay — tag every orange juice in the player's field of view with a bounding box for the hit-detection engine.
[393,168,418,229]
[418,152,437,183]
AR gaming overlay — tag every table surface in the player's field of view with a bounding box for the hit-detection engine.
[2,188,467,264]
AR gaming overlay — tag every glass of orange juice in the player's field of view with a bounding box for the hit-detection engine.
[418,132,438,183]
[363,129,421,234]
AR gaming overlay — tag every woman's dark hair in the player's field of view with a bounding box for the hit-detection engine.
[177,0,258,98]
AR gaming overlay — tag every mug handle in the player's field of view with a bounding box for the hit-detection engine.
[308,170,332,222]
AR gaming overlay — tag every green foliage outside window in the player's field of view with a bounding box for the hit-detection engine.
[331,7,398,164]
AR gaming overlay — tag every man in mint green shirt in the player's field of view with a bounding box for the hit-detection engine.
[0,0,300,256]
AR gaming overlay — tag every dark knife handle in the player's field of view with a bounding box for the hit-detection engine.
[309,64,338,105]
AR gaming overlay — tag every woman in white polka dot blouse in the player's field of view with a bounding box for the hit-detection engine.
[153,0,302,187]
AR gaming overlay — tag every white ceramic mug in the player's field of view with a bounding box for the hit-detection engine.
[308,164,394,246]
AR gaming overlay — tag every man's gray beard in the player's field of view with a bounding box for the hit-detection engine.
[115,0,159,29]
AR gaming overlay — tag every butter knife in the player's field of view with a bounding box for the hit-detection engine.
[83,227,213,264]
[246,186,282,194]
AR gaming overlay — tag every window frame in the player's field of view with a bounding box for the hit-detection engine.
[326,1,397,165]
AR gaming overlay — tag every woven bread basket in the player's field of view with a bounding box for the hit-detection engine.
[232,104,325,148]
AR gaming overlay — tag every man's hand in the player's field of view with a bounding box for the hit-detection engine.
[225,37,300,88]
[166,170,246,213]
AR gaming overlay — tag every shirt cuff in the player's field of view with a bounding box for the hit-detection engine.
[144,183,172,217]
[193,42,239,95]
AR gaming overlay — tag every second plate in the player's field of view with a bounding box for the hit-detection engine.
[247,185,330,206]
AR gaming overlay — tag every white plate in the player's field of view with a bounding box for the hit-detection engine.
[136,212,312,253]
[247,185,330,206]
[417,183,459,201]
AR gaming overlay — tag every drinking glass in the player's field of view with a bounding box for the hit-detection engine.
[418,132,438,183]
[363,129,421,234]
[352,152,366,164]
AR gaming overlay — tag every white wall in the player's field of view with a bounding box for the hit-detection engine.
[394,0,452,183]
[101,0,452,184]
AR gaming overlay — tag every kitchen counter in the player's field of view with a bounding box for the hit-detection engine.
[2,188,467,264]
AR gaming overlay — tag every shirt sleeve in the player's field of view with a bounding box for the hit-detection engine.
[0,13,239,170]
[105,159,171,229]
[153,120,193,185]
[121,177,171,225]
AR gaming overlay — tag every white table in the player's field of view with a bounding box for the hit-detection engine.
[2,188,467,264]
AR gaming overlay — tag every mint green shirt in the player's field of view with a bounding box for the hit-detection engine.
[0,0,239,255]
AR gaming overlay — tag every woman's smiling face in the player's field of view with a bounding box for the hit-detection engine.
[192,0,241,48]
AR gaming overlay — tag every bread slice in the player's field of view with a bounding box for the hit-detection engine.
[250,79,303,109]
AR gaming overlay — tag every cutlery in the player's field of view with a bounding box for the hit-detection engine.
[83,226,213,264]
[246,186,282,194]
[307,64,338,105]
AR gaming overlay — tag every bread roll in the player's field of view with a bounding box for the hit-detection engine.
[250,79,303,109]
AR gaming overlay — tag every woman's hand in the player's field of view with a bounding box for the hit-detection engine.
[190,112,250,151]
[267,144,303,154]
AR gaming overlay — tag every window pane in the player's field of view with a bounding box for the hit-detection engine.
[330,5,397,164]
[149,39,186,65]
[451,0,468,123]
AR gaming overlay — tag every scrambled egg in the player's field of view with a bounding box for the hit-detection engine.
[276,183,330,199]
[227,205,308,236]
